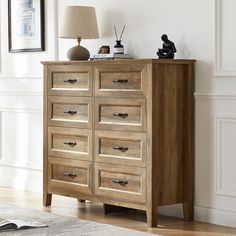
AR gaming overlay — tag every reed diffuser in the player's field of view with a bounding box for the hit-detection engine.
[113,25,125,54]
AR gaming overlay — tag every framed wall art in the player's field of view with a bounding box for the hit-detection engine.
[8,0,45,52]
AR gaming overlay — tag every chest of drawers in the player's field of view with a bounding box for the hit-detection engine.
[42,59,195,227]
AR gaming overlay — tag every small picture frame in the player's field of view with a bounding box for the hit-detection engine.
[8,0,45,53]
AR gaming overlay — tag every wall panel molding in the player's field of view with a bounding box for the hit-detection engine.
[0,160,42,172]
[195,92,236,100]
[215,0,236,77]
[0,166,42,193]
[195,205,236,228]
[216,115,236,197]
[0,91,42,96]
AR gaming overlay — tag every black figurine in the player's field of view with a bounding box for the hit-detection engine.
[157,34,177,59]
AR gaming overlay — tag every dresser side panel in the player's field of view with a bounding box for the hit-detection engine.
[152,62,192,205]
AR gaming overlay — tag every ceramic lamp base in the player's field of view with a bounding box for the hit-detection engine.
[67,45,90,61]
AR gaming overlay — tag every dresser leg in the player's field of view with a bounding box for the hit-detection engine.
[183,200,194,221]
[78,199,86,203]
[146,207,157,227]
[43,193,52,206]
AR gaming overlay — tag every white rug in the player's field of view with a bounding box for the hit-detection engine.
[0,204,156,236]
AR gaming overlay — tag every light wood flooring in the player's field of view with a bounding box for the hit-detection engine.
[0,187,236,235]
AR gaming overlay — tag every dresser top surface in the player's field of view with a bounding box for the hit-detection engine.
[41,59,195,66]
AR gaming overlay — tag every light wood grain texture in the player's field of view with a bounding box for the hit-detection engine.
[47,64,93,97]
[95,98,146,132]
[48,126,92,161]
[48,96,93,129]
[48,157,92,194]
[95,130,146,167]
[42,59,195,227]
[94,63,148,98]
[95,163,146,203]
[43,65,52,206]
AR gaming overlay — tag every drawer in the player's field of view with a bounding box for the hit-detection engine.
[95,163,146,203]
[95,130,146,167]
[48,157,92,194]
[48,96,92,129]
[48,127,92,161]
[47,65,92,96]
[94,63,147,98]
[95,98,146,132]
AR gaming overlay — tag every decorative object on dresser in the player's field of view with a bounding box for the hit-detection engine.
[113,25,125,54]
[98,45,110,54]
[42,59,195,227]
[59,6,99,61]
[90,53,133,60]
[157,34,177,59]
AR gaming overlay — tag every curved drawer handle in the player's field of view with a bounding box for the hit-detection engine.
[112,178,128,186]
[113,79,128,83]
[63,172,77,177]
[112,113,128,119]
[63,110,78,115]
[63,141,77,146]
[112,146,128,152]
[64,79,77,84]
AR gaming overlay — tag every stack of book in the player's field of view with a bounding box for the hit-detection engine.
[90,53,133,60]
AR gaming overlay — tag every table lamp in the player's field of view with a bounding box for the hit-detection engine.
[60,6,99,60]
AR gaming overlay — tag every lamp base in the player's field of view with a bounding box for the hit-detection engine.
[67,45,90,61]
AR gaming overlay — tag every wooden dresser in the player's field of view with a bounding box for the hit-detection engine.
[42,59,195,227]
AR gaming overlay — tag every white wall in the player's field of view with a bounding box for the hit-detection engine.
[0,0,58,192]
[1,0,236,228]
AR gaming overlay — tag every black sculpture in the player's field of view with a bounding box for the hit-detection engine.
[157,34,176,59]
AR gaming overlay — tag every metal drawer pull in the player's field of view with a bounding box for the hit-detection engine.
[63,110,77,115]
[63,172,77,177]
[112,146,128,152]
[63,141,77,146]
[113,79,128,83]
[64,79,77,84]
[112,178,128,186]
[112,113,128,119]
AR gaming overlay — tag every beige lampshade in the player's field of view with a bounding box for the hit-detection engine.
[60,6,99,39]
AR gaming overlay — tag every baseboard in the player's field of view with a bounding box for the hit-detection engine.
[158,204,236,228]
[195,205,236,228]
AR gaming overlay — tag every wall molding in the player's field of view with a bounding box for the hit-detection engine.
[195,205,236,228]
[195,92,236,100]
[0,107,42,113]
[0,165,42,193]
[0,91,42,96]
[151,204,236,228]
[215,115,236,197]
[0,160,42,172]
[215,0,236,77]
[0,76,42,80]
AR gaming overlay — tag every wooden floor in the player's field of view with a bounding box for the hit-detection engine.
[0,187,236,235]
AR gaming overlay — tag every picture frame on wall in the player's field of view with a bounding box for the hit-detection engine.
[8,0,45,52]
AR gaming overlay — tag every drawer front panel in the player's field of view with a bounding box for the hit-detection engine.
[48,158,92,194]
[48,96,92,128]
[95,98,146,132]
[48,127,92,161]
[95,130,146,167]
[95,163,146,203]
[48,65,92,96]
[95,64,147,97]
